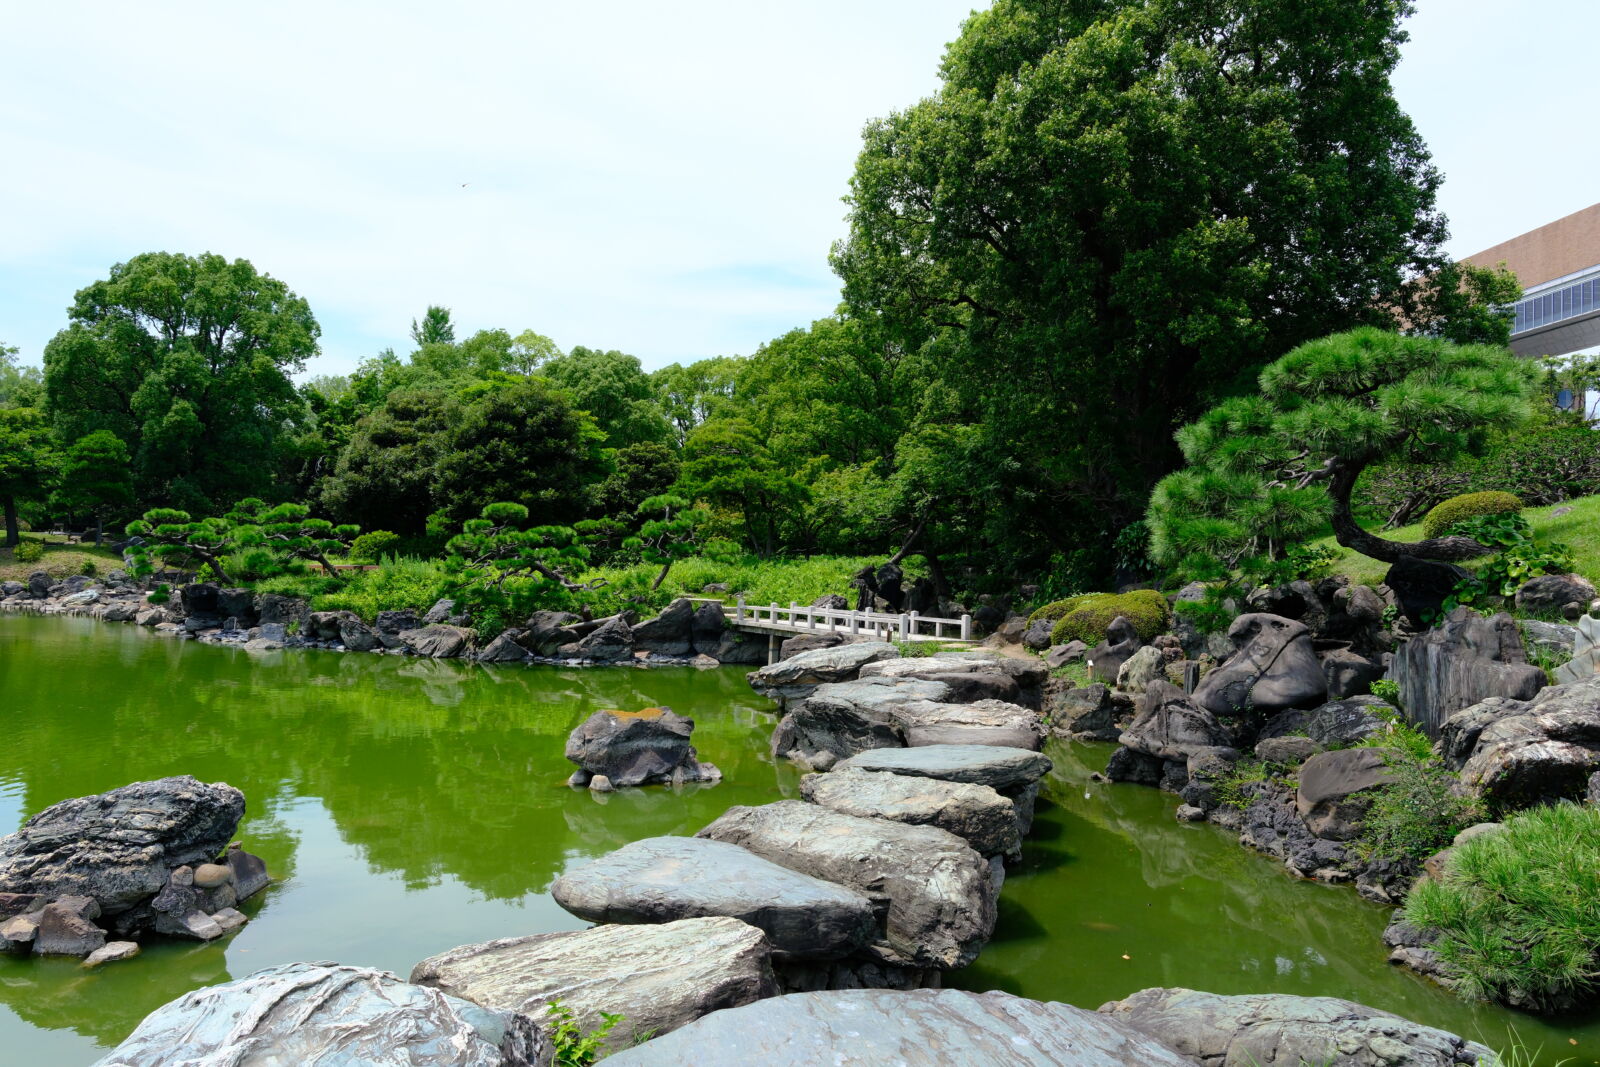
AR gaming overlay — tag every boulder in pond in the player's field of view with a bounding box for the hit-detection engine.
[96,961,548,1067]
[517,610,581,656]
[1194,613,1327,717]
[769,677,948,767]
[476,631,532,664]
[889,698,1044,750]
[691,600,727,652]
[0,776,244,917]
[550,836,875,961]
[780,632,843,658]
[400,624,474,659]
[565,707,720,788]
[572,615,634,663]
[27,570,51,599]
[1099,987,1495,1067]
[411,917,774,1054]
[1295,748,1394,841]
[748,642,900,706]
[1390,607,1546,735]
[834,743,1052,837]
[604,988,1197,1067]
[698,801,996,970]
[801,769,1021,859]
[632,597,696,656]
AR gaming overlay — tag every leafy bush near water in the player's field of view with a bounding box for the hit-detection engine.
[1404,803,1600,1011]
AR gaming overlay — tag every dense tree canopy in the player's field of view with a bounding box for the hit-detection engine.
[51,430,134,545]
[0,407,55,547]
[42,252,317,511]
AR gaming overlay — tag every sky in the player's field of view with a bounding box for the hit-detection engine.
[3,0,1598,378]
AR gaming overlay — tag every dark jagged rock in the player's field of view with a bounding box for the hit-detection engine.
[1320,646,1385,700]
[477,631,532,664]
[1022,617,1055,650]
[1454,678,1600,808]
[98,961,549,1067]
[1258,695,1391,748]
[180,582,220,617]
[769,677,948,766]
[564,708,720,788]
[1044,681,1124,742]
[605,989,1196,1067]
[572,616,633,663]
[1119,682,1231,763]
[1515,572,1596,617]
[375,608,420,634]
[691,600,727,652]
[1105,746,1165,786]
[1194,614,1327,717]
[400,624,474,659]
[780,632,842,658]
[1100,987,1494,1067]
[631,598,696,656]
[1386,557,1473,629]
[698,801,996,970]
[550,836,875,960]
[1087,616,1142,685]
[215,588,257,627]
[1391,607,1547,735]
[712,631,768,664]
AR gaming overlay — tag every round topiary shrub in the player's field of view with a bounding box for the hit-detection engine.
[1044,590,1171,646]
[1421,491,1523,539]
[349,530,401,563]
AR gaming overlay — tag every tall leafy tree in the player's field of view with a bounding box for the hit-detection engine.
[42,252,317,510]
[410,305,456,347]
[833,0,1467,558]
[51,430,134,546]
[675,418,807,557]
[0,342,43,409]
[0,408,55,547]
[539,346,671,449]
[319,389,461,535]
[652,357,742,446]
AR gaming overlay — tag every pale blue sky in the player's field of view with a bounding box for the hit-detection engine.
[3,1,1597,377]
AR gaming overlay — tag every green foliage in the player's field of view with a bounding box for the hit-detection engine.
[1359,747,1480,863]
[124,507,236,584]
[51,430,133,543]
[1423,492,1523,540]
[13,539,44,563]
[349,530,401,563]
[1174,584,1240,637]
[545,1001,621,1067]
[1437,515,1575,615]
[1216,761,1274,811]
[1031,590,1171,646]
[230,498,359,578]
[442,502,603,632]
[0,407,56,545]
[1112,521,1155,581]
[540,346,672,449]
[308,556,450,621]
[629,494,709,591]
[577,554,892,618]
[0,341,43,409]
[1369,679,1401,705]
[42,251,316,510]
[1246,544,1339,587]
[78,559,97,577]
[1404,803,1600,1011]
[675,417,807,558]
[146,582,171,605]
[1149,330,1537,572]
[1355,705,1433,762]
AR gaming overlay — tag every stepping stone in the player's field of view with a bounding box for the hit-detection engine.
[801,769,1021,858]
[835,743,1054,837]
[891,698,1044,750]
[550,836,876,960]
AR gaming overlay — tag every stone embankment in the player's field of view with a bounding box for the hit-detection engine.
[0,571,772,667]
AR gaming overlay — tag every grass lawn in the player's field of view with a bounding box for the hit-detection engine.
[0,533,125,583]
[1313,494,1600,588]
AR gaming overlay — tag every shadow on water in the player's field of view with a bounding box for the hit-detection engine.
[2,615,1598,1063]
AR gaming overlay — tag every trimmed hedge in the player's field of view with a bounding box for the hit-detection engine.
[349,530,401,563]
[1422,491,1522,539]
[1032,590,1171,646]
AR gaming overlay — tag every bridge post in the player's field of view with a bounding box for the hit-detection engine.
[769,603,778,625]
[850,612,860,635]
[959,614,972,641]
[898,613,909,640]
[908,610,920,639]
[735,596,746,623]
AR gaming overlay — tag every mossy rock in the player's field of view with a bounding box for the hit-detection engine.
[1035,590,1171,646]
[1421,491,1522,539]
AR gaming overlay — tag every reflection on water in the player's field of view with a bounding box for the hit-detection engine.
[1,615,1596,1065]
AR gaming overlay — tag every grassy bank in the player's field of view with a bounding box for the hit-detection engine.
[0,533,123,584]
[1313,494,1600,588]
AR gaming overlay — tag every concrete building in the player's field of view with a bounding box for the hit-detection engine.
[1463,202,1600,359]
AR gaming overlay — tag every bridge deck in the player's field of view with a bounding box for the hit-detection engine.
[689,597,976,645]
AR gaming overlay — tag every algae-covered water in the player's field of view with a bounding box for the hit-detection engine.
[2,615,1595,1065]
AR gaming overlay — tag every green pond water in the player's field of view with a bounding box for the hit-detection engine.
[1,614,1596,1066]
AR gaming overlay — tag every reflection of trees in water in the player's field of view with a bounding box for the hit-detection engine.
[2,620,786,905]
[0,944,232,1044]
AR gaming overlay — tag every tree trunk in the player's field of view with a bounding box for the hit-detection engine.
[650,559,673,591]
[925,552,951,602]
[3,496,17,548]
[203,554,232,585]
[1328,464,1489,564]
[885,513,929,567]
[94,515,104,547]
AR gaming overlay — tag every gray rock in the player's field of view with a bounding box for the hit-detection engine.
[698,801,995,969]
[565,708,719,788]
[572,615,633,662]
[1258,695,1392,748]
[97,961,548,1067]
[1455,678,1600,808]
[518,611,581,656]
[769,677,948,765]
[375,608,420,634]
[606,988,1197,1067]
[1557,613,1600,684]
[60,588,100,606]
[34,896,108,957]
[1044,681,1122,742]
[476,631,531,664]
[833,743,1051,837]
[1296,749,1393,841]
[215,588,257,626]
[1436,696,1533,769]
[1022,617,1055,650]
[632,598,696,656]
[27,570,51,598]
[0,776,243,917]
[82,940,141,967]
[255,593,308,627]
[748,642,901,705]
[1254,736,1323,764]
[1100,986,1494,1067]
[1194,614,1327,717]
[1516,572,1597,617]
[1120,682,1231,762]
[411,917,773,1054]
[691,600,726,652]
[1320,647,1385,699]
[811,593,849,610]
[422,598,457,625]
[890,698,1044,750]
[337,615,382,652]
[779,632,843,658]
[0,580,23,597]
[712,630,768,664]
[1522,618,1579,659]
[1088,616,1142,685]
[1044,640,1088,669]
[400,624,474,659]
[802,768,1021,858]
[1392,608,1548,735]
[550,837,874,960]
[1116,645,1167,694]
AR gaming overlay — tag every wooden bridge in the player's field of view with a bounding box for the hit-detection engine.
[691,597,976,658]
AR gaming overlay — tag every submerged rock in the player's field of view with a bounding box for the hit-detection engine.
[564,707,720,788]
[604,988,1196,1067]
[1100,987,1495,1067]
[698,801,996,970]
[411,917,774,1053]
[550,837,875,960]
[97,961,548,1067]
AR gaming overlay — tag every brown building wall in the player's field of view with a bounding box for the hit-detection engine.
[1463,202,1600,290]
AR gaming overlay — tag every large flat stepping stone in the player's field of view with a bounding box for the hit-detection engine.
[891,698,1044,750]
[770,677,949,766]
[697,801,994,969]
[748,643,901,706]
[411,915,775,1052]
[835,743,1052,790]
[801,770,1021,858]
[550,836,876,960]
[604,988,1197,1067]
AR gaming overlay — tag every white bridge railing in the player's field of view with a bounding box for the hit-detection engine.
[699,597,974,642]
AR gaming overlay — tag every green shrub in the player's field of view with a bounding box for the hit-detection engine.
[1173,583,1240,636]
[147,583,171,605]
[309,556,450,621]
[78,559,98,576]
[546,1001,621,1066]
[13,540,44,563]
[1034,590,1171,646]
[1404,803,1600,1011]
[1369,678,1401,705]
[1422,492,1523,539]
[1358,747,1481,863]
[349,530,401,563]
